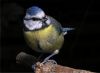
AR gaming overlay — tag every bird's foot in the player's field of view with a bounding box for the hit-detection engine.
[32,59,57,71]
[42,59,57,65]
[32,50,59,70]
[34,60,57,73]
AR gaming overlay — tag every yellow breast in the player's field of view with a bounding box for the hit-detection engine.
[24,25,64,53]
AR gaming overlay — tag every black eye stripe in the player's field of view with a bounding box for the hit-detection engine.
[32,18,41,21]
[24,18,41,21]
[24,16,48,21]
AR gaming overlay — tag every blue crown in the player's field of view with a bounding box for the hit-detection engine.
[26,6,43,15]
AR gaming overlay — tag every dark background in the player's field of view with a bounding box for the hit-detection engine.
[1,0,100,72]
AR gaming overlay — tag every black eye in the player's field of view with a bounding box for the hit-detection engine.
[32,18,41,21]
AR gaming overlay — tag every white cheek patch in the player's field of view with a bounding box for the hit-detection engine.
[24,20,42,30]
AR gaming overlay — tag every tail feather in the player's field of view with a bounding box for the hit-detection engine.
[62,28,75,35]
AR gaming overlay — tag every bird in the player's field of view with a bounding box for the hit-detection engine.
[23,6,74,65]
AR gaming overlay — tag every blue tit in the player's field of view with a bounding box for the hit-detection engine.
[23,6,74,63]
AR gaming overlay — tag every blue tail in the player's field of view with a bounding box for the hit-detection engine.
[62,27,75,35]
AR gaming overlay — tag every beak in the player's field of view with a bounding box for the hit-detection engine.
[41,17,48,22]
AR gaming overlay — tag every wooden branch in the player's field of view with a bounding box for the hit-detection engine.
[16,52,96,73]
[34,61,95,73]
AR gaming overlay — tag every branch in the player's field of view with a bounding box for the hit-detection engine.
[16,52,96,73]
[35,61,95,73]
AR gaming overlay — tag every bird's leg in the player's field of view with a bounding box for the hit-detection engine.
[33,50,59,70]
[42,50,59,64]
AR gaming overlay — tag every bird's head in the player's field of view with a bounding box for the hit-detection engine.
[23,6,50,30]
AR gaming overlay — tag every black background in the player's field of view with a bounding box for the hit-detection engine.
[1,0,100,72]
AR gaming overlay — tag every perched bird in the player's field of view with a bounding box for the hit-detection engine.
[23,6,74,64]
